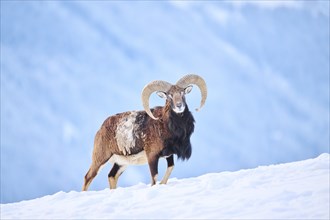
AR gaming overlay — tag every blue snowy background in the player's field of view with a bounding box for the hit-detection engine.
[1,1,329,204]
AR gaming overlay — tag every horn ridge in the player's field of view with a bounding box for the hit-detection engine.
[141,80,172,120]
[176,74,207,111]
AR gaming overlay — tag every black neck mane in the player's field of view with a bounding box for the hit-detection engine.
[162,105,195,160]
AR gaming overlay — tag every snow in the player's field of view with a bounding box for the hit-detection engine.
[1,154,329,219]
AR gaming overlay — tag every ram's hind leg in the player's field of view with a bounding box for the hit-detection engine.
[108,163,127,189]
[82,155,111,191]
[160,155,174,184]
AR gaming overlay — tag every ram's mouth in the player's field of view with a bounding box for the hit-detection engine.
[173,106,185,113]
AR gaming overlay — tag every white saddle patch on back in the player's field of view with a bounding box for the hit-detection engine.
[109,151,148,166]
[115,111,138,155]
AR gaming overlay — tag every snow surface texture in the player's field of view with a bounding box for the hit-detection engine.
[1,154,329,219]
[1,1,329,203]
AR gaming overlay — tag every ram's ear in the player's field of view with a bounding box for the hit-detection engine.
[156,91,167,99]
[184,85,193,94]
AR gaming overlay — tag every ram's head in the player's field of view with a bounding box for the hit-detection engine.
[141,74,208,120]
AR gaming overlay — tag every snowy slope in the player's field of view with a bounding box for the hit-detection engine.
[1,154,329,219]
[1,1,329,204]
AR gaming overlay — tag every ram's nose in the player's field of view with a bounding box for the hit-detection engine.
[176,102,182,108]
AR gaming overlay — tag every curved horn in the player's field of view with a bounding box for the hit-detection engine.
[141,80,172,120]
[176,74,207,111]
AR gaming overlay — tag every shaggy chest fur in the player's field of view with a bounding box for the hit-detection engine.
[159,107,195,160]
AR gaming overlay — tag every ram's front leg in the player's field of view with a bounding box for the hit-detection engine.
[160,155,174,184]
[147,154,159,186]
